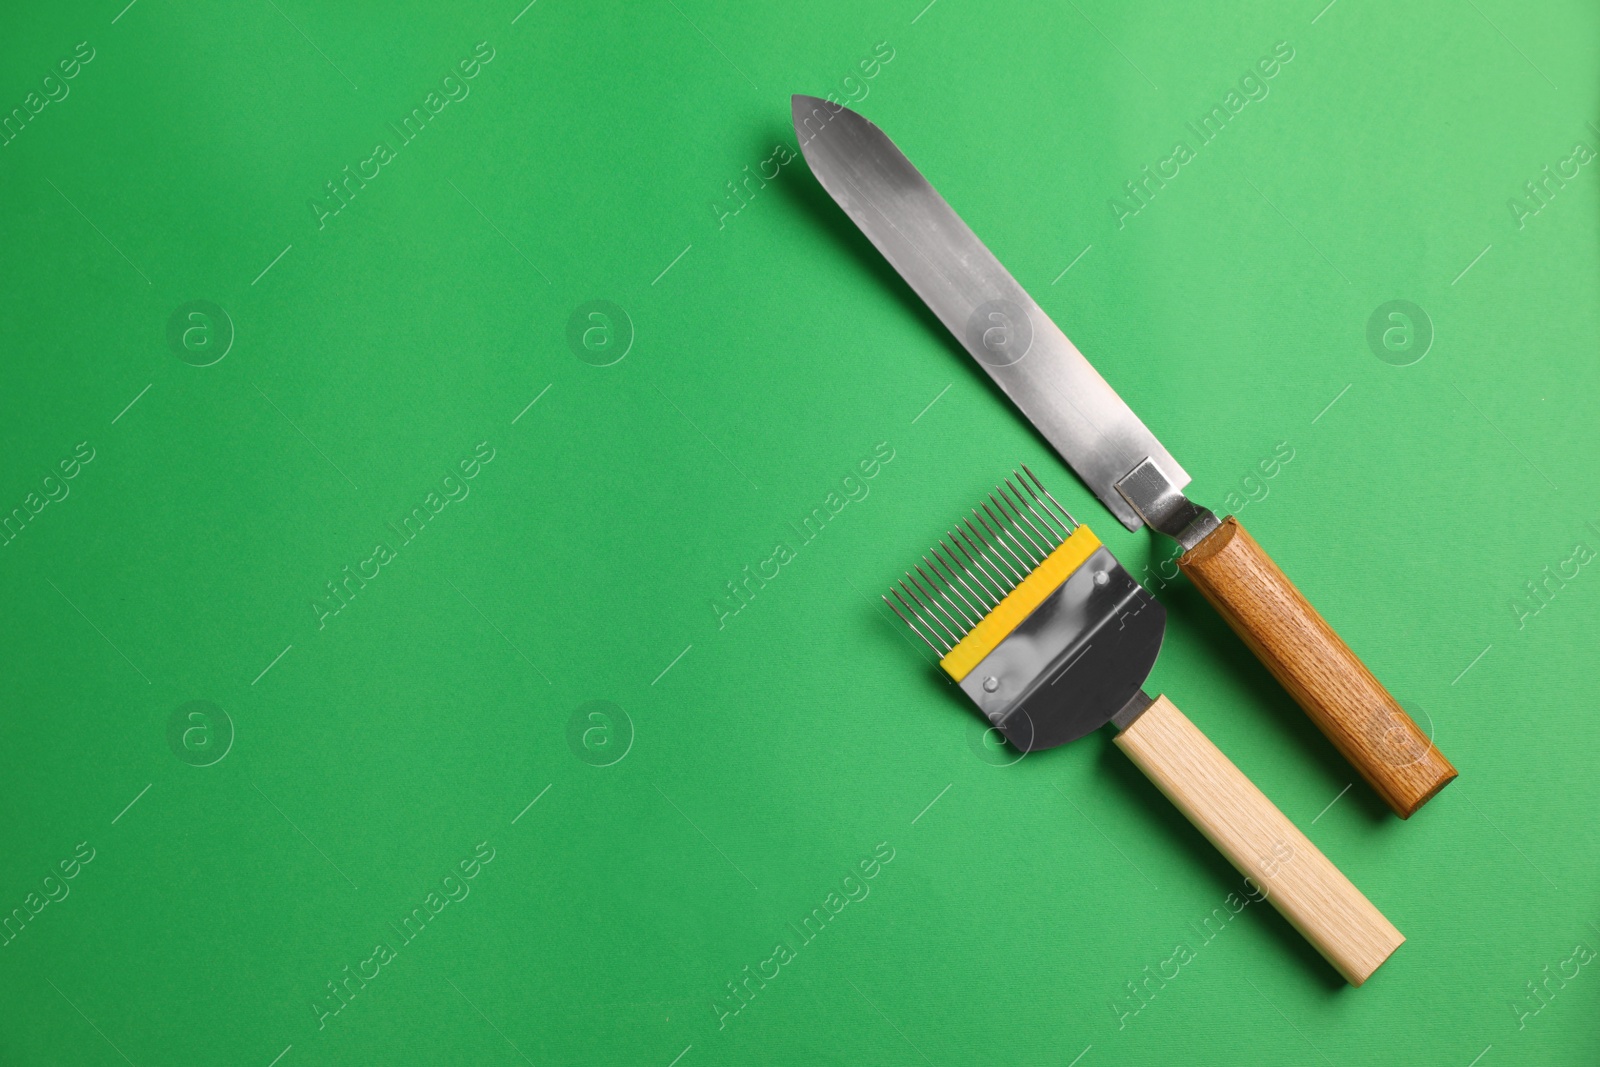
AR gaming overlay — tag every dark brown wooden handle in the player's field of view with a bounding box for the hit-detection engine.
[1179,517,1457,818]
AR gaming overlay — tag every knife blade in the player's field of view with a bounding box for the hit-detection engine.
[793,95,1457,818]
[790,95,1183,531]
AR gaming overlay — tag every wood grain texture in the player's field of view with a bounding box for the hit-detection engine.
[1179,517,1457,818]
[1115,695,1404,985]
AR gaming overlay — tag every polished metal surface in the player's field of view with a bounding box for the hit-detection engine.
[1115,458,1221,551]
[957,545,1164,750]
[793,95,1188,530]
[1110,689,1155,732]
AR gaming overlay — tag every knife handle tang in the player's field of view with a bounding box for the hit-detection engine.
[1178,517,1457,818]
[1114,694,1403,985]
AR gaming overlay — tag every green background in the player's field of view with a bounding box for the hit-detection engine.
[2,0,1597,1063]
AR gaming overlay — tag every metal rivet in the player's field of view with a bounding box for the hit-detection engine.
[982,676,999,693]
[1093,570,1109,587]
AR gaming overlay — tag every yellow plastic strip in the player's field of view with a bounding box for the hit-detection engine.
[939,526,1102,682]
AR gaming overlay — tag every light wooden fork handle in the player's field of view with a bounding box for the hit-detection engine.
[1114,694,1404,985]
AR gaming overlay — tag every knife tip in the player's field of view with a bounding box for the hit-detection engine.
[790,93,825,124]
[791,94,866,153]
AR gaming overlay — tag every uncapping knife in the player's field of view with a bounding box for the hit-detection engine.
[793,95,1456,818]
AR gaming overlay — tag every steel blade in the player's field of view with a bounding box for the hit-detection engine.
[792,95,1187,530]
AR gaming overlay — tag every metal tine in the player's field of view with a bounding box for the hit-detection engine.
[966,515,1025,584]
[937,546,992,613]
[960,515,1024,585]
[940,539,1000,610]
[972,511,1030,582]
[980,507,1037,579]
[987,491,1042,560]
[889,473,1081,658]
[917,559,977,629]
[931,544,995,614]
[980,501,1040,570]
[1005,477,1065,547]
[989,497,1045,568]
[903,572,963,639]
[888,589,950,654]
[1021,464,1076,529]
[915,556,972,630]
[954,519,1005,586]
[990,489,1049,560]
[1012,471,1070,540]
[898,579,961,646]
[883,594,944,656]
[954,525,1014,596]
[924,554,982,621]
[889,584,942,646]
[906,570,968,637]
